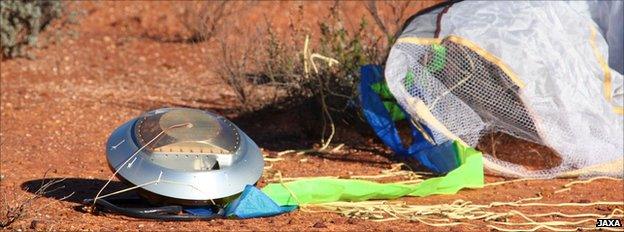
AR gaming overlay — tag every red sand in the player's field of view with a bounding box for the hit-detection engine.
[1,2,622,231]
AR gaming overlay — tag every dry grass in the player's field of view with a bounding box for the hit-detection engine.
[207,1,420,151]
[0,171,73,228]
[296,177,624,231]
[212,1,415,115]
[177,1,246,43]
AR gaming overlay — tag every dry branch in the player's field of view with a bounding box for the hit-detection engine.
[0,171,72,228]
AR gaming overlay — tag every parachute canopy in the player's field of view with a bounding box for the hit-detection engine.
[384,1,623,178]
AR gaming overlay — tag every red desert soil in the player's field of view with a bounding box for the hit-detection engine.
[477,132,563,171]
[1,2,622,231]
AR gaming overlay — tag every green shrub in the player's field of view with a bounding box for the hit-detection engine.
[214,2,414,147]
[0,0,63,58]
[217,3,393,115]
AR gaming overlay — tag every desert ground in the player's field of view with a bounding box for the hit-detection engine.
[1,1,622,231]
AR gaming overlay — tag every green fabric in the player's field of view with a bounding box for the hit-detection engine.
[370,82,406,121]
[382,101,406,121]
[262,141,484,206]
[403,70,416,90]
[403,45,446,92]
[427,44,447,73]
[454,141,467,166]
[370,82,394,99]
[408,142,483,197]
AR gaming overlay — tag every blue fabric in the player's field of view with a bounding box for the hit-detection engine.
[184,185,296,219]
[224,185,297,219]
[359,65,458,174]
[414,140,458,174]
[184,207,218,216]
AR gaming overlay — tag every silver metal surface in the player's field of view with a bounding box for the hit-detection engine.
[105,108,264,201]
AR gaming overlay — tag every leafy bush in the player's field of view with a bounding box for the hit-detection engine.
[217,3,405,114]
[0,0,63,58]
[213,2,415,148]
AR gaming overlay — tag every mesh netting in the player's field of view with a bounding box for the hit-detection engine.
[387,39,539,145]
[385,37,621,178]
[386,2,624,178]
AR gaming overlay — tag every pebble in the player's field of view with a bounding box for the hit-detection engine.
[312,222,326,228]
[30,220,39,230]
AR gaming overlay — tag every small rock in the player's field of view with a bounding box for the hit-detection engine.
[346,218,357,224]
[312,222,326,228]
[577,199,590,203]
[30,220,39,230]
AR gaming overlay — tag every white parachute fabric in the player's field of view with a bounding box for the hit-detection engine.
[385,1,624,178]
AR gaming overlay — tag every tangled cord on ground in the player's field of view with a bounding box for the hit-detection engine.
[83,198,224,221]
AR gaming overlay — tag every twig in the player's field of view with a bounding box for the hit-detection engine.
[1,172,71,228]
[365,1,389,37]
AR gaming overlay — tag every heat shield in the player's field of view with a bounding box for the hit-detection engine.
[105,108,264,203]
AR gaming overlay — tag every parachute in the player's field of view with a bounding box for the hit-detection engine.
[383,1,623,178]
